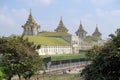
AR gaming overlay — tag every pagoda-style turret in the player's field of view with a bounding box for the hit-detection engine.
[76,21,87,39]
[22,9,40,36]
[55,17,68,32]
[92,24,102,39]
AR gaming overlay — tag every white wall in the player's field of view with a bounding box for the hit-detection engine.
[37,45,72,55]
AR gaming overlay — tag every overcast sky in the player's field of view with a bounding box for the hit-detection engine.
[0,0,120,39]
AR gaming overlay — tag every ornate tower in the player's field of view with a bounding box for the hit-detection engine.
[22,9,40,36]
[55,17,68,32]
[92,24,102,39]
[76,21,87,39]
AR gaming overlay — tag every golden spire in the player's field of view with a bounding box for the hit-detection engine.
[28,8,34,23]
[59,16,64,26]
[80,20,84,30]
[29,8,32,17]
[96,24,98,27]
[76,20,87,34]
[80,20,82,25]
[92,24,101,36]
[60,16,62,20]
[54,17,68,32]
[30,8,31,14]
[95,24,100,33]
[96,24,99,32]
[22,9,40,28]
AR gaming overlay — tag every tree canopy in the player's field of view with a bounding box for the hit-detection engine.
[86,45,103,60]
[81,28,120,80]
[0,36,43,80]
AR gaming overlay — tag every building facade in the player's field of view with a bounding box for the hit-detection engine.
[37,45,72,55]
[22,10,105,55]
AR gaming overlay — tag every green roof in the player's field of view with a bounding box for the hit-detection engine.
[50,53,86,61]
[24,35,70,46]
[38,31,71,37]
[84,36,98,42]
[40,53,86,61]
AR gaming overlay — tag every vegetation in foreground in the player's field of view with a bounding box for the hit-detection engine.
[81,28,120,80]
[86,45,103,60]
[0,36,43,80]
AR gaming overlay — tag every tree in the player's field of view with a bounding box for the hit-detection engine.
[21,54,43,80]
[0,36,43,80]
[81,28,120,80]
[0,66,7,80]
[86,45,102,60]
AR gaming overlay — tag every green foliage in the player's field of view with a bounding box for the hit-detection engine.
[81,28,120,80]
[0,36,43,80]
[86,45,102,60]
[0,66,7,80]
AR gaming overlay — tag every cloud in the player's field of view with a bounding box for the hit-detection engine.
[69,8,120,39]
[96,8,120,19]
[0,6,17,27]
[0,6,9,14]
[111,10,120,16]
[11,8,29,24]
[12,8,28,18]
[19,0,56,6]
[0,6,28,27]
[95,9,120,38]
[0,6,29,36]
[90,0,115,6]
[0,14,16,27]
[39,0,55,5]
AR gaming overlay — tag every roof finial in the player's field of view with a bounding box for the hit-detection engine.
[30,8,32,14]
[60,16,62,20]
[96,24,98,27]
[80,20,82,24]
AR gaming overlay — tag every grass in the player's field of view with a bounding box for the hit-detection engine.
[15,74,80,80]
[24,36,70,46]
[42,53,86,61]
[44,74,79,80]
[32,74,79,80]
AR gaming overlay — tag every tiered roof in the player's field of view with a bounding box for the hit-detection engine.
[92,24,101,36]
[55,17,68,32]
[76,21,87,34]
[22,9,40,29]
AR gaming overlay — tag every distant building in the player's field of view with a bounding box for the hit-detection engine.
[72,35,104,53]
[21,10,104,55]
